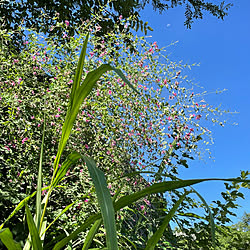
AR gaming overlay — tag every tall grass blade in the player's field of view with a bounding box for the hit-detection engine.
[53,213,102,250]
[191,188,216,247]
[145,191,190,249]
[82,219,102,250]
[36,113,46,232]
[70,33,89,109]
[81,186,122,250]
[42,200,78,237]
[0,228,22,250]
[25,204,43,250]
[114,178,250,211]
[0,186,50,230]
[52,151,81,187]
[82,156,118,250]
[54,177,249,249]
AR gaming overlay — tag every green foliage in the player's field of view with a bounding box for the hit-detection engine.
[216,213,250,249]
[0,0,232,50]
[0,13,249,249]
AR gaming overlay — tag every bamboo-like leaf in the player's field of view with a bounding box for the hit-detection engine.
[81,186,122,250]
[70,33,89,109]
[0,228,22,250]
[191,187,216,247]
[53,213,102,250]
[111,68,139,94]
[52,151,81,187]
[117,233,137,249]
[145,191,190,249]
[53,62,137,178]
[36,113,46,232]
[25,204,43,250]
[82,156,118,250]
[42,200,77,237]
[0,186,50,230]
[114,178,250,212]
[82,219,102,250]
[54,177,250,249]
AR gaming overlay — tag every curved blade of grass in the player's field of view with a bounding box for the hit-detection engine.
[82,156,118,250]
[111,68,139,94]
[70,33,89,109]
[54,177,250,249]
[191,187,216,247]
[52,151,81,187]
[82,219,102,250]
[117,233,137,249]
[53,213,102,250]
[0,186,50,230]
[145,191,190,249]
[0,228,22,250]
[114,178,250,211]
[41,200,77,237]
[25,204,43,250]
[36,113,46,232]
[53,63,137,178]
[81,186,122,250]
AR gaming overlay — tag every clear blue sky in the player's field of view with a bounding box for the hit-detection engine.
[140,1,250,223]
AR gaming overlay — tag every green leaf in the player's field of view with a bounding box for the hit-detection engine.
[42,200,77,237]
[52,151,81,187]
[82,219,102,250]
[36,113,46,232]
[191,187,216,247]
[114,178,250,211]
[111,67,139,94]
[0,228,22,250]
[54,177,250,249]
[53,213,102,250]
[25,204,43,250]
[145,191,190,249]
[0,186,50,230]
[81,185,122,250]
[82,156,118,250]
[70,33,89,110]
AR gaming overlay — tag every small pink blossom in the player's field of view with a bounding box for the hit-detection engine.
[55,114,60,118]
[108,90,112,95]
[22,137,28,144]
[65,20,69,26]
[140,205,145,211]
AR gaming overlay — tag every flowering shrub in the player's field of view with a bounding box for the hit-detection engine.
[0,14,249,249]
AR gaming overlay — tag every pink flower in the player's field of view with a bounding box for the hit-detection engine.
[90,52,94,57]
[85,144,89,149]
[140,205,145,211]
[108,90,112,95]
[65,20,69,26]
[84,199,89,203]
[22,137,28,144]
[55,114,60,118]
[119,15,123,20]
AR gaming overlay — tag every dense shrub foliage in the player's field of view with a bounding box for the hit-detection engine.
[0,15,249,249]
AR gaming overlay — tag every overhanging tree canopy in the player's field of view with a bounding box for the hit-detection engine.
[1,0,232,47]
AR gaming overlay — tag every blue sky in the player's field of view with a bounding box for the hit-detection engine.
[140,1,250,223]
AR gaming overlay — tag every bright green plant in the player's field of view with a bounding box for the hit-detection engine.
[1,31,250,249]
